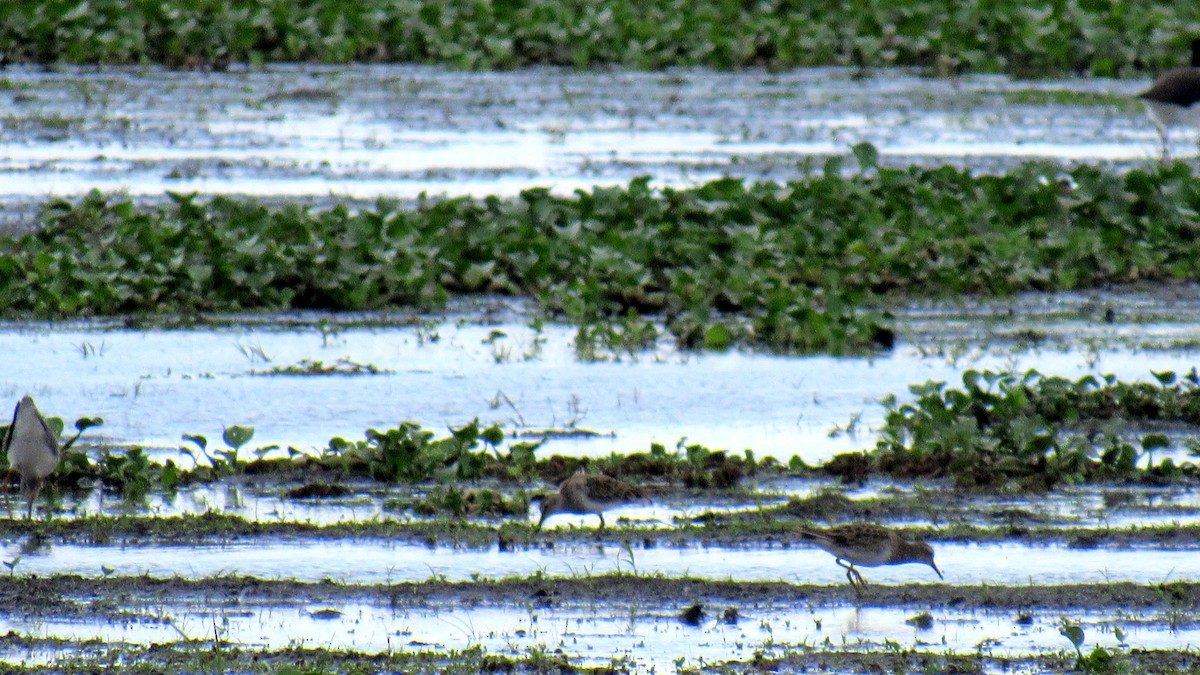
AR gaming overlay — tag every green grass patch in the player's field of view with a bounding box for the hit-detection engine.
[2,510,1200,549]
[0,640,612,675]
[999,89,1142,109]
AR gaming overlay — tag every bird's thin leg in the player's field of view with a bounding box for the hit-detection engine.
[836,558,867,597]
[2,469,14,520]
[1156,124,1170,163]
[598,513,606,531]
[25,484,37,519]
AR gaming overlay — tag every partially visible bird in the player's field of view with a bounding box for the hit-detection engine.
[1138,37,1200,161]
[796,523,942,596]
[3,395,61,519]
[535,471,646,530]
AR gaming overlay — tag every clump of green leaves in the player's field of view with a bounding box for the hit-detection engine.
[9,160,1200,355]
[325,420,502,483]
[1060,621,1128,674]
[865,369,1200,489]
[394,486,532,519]
[252,357,391,376]
[0,0,1193,76]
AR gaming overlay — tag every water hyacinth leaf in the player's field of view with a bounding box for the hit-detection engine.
[704,323,733,350]
[182,434,208,451]
[962,369,983,391]
[1141,434,1170,452]
[1152,370,1176,386]
[161,461,179,489]
[75,416,104,431]
[480,425,504,446]
[450,421,480,443]
[822,155,843,177]
[47,417,66,437]
[851,142,879,171]
[223,425,255,450]
[1059,623,1085,653]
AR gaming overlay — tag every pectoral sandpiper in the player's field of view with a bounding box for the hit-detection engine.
[3,395,61,519]
[1138,37,1200,161]
[797,523,942,596]
[536,471,646,530]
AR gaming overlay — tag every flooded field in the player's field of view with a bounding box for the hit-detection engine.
[0,64,1189,228]
[1,66,1199,672]
[7,289,1200,463]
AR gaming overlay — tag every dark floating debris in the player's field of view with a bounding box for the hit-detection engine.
[679,602,704,626]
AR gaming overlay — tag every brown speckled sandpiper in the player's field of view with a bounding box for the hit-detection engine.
[1139,37,1200,161]
[797,523,942,596]
[536,471,646,530]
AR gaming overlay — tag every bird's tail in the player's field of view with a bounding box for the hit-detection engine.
[794,527,827,543]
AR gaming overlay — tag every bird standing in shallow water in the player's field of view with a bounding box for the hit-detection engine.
[3,395,61,519]
[1138,37,1200,161]
[797,523,942,597]
[536,471,646,530]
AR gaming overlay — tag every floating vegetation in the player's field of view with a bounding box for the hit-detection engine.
[251,357,392,376]
[5,158,1200,354]
[10,369,1200,511]
[0,0,1194,76]
[385,486,532,520]
[866,368,1200,489]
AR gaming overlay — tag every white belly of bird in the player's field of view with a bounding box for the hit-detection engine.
[832,542,892,567]
[8,421,59,478]
[1145,100,1200,130]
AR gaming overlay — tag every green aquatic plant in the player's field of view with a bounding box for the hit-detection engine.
[7,159,1200,354]
[870,368,1200,489]
[251,357,391,376]
[97,447,153,499]
[180,425,256,477]
[398,486,531,519]
[343,420,496,483]
[1060,621,1126,674]
[0,0,1194,76]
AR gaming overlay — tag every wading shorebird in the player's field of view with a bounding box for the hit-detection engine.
[1138,37,1200,161]
[3,395,61,519]
[797,523,942,597]
[535,471,646,530]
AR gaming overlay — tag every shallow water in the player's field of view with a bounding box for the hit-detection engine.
[1,65,1198,669]
[4,302,1200,465]
[4,538,1195,587]
[36,478,1200,532]
[0,65,1185,221]
[0,591,1192,672]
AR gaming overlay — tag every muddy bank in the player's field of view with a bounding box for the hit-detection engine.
[0,574,1194,614]
[4,512,1200,550]
[0,638,1194,675]
[705,650,1200,675]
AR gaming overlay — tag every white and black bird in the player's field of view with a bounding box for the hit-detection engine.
[1138,38,1200,160]
[2,395,61,519]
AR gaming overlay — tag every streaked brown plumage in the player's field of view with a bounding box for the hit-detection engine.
[797,523,942,596]
[3,395,61,519]
[1138,38,1200,161]
[536,471,646,530]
